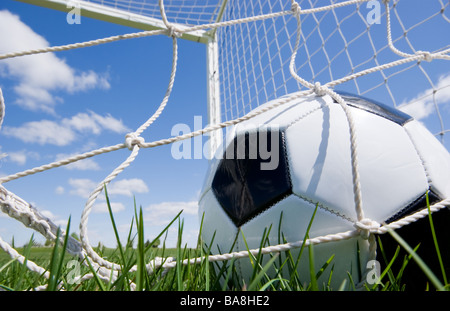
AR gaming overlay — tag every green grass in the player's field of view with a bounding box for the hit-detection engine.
[0,191,449,291]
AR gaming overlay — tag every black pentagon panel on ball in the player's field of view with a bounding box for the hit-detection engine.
[385,189,443,224]
[334,91,413,126]
[212,129,292,227]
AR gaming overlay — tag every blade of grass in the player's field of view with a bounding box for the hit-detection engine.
[0,258,17,274]
[84,255,107,291]
[145,210,183,252]
[247,226,272,283]
[15,234,34,290]
[176,218,184,291]
[371,244,401,290]
[47,218,71,291]
[315,254,335,281]
[220,256,236,291]
[104,185,127,266]
[298,204,319,291]
[395,244,420,290]
[197,213,210,291]
[0,284,13,291]
[134,206,145,291]
[345,271,356,290]
[375,235,404,290]
[386,227,445,291]
[426,192,448,285]
[337,278,348,291]
[239,228,256,273]
[105,186,136,290]
[277,212,284,270]
[247,253,279,291]
[308,243,318,291]
[259,275,290,291]
[294,204,319,280]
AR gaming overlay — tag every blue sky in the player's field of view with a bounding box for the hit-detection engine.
[0,0,449,250]
[0,0,210,248]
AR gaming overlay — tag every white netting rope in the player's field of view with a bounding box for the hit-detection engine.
[0,0,448,290]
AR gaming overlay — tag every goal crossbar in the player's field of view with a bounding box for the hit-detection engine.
[15,0,210,43]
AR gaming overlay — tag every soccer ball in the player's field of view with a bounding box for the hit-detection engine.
[198,92,450,289]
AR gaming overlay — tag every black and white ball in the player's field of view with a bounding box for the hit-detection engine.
[198,92,450,289]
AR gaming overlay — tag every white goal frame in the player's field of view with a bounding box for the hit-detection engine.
[1,0,449,290]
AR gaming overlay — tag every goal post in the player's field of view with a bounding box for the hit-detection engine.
[206,33,223,158]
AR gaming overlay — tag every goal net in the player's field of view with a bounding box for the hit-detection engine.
[1,0,449,290]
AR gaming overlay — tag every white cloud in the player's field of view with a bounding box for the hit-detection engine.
[55,186,65,195]
[92,201,125,214]
[68,178,149,199]
[1,111,129,146]
[144,201,198,226]
[68,178,98,198]
[2,120,76,146]
[0,10,110,113]
[107,178,149,197]
[87,112,130,134]
[398,73,450,120]
[63,112,105,134]
[4,150,40,166]
[6,151,27,165]
[62,111,129,135]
